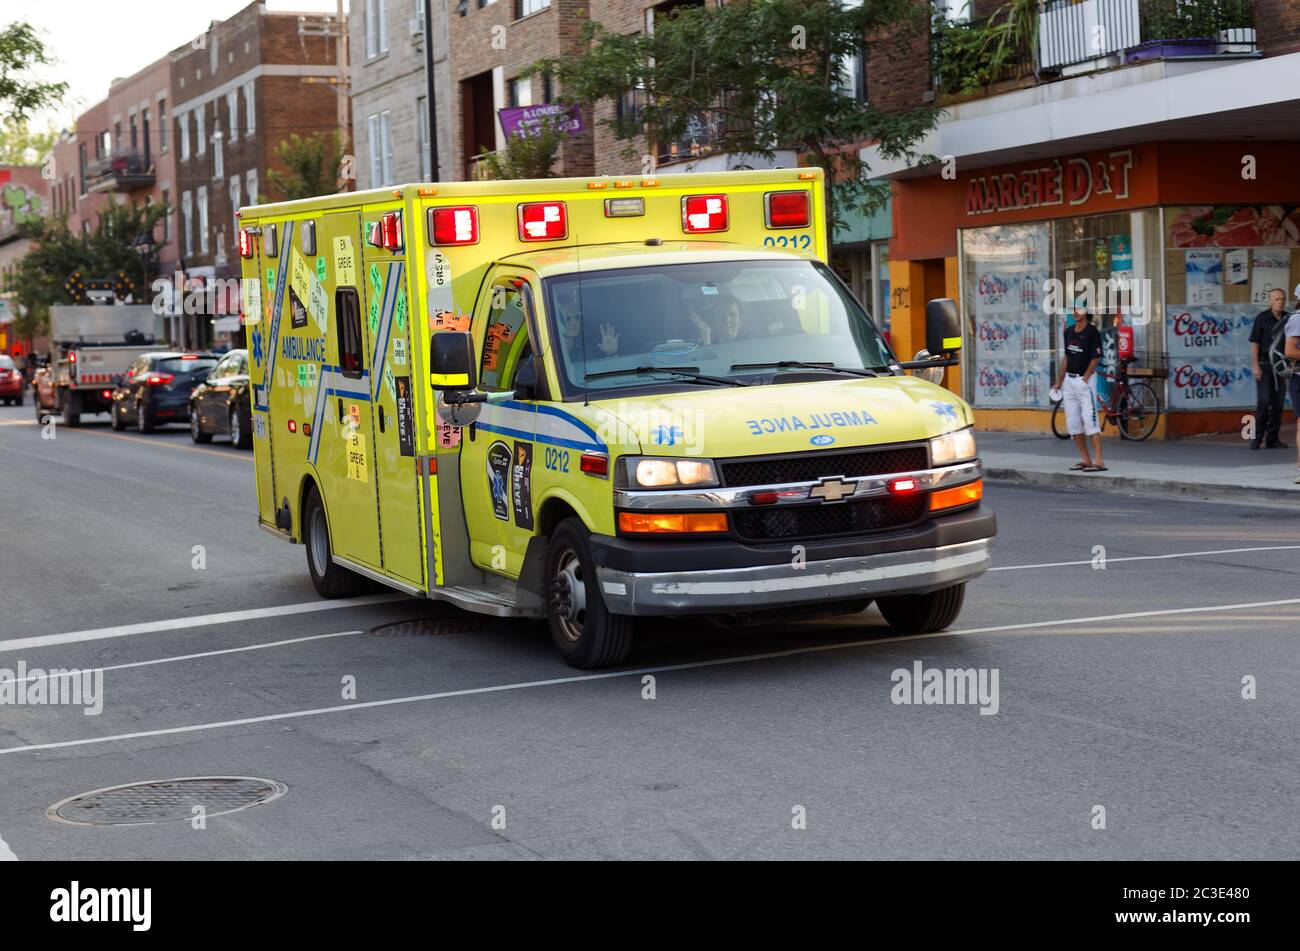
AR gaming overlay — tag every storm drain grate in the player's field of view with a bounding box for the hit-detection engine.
[48,777,287,827]
[369,616,501,637]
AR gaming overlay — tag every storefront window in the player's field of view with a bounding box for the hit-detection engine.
[1163,204,1300,410]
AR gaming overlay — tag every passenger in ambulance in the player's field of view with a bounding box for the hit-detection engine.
[555,284,620,362]
[688,296,747,345]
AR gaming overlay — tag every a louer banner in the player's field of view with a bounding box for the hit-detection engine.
[498,103,584,139]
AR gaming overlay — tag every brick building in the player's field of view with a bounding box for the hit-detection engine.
[0,166,52,360]
[170,1,344,347]
[349,0,454,188]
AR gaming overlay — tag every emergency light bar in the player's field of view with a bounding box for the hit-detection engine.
[238,229,256,258]
[682,194,728,233]
[518,201,567,241]
[428,206,479,246]
[764,190,811,229]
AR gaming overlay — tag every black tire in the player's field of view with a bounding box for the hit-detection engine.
[1050,402,1070,440]
[1117,381,1160,442]
[111,401,126,431]
[545,517,634,669]
[876,583,966,635]
[230,405,252,449]
[136,399,154,433]
[14,393,22,407]
[190,405,212,442]
[62,391,81,427]
[303,486,367,598]
[34,397,46,423]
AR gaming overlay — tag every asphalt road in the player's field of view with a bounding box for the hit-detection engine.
[1,400,1297,860]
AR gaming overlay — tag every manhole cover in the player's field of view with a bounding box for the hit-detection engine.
[48,777,287,827]
[369,616,500,636]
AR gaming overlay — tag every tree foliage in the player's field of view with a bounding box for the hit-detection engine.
[0,116,57,165]
[6,200,168,340]
[534,0,937,237]
[478,119,565,181]
[0,21,68,121]
[267,132,344,201]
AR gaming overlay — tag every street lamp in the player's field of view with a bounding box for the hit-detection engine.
[131,229,159,342]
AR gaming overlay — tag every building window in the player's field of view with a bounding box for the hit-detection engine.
[161,188,171,243]
[179,110,189,160]
[78,144,88,193]
[181,190,193,257]
[227,90,239,142]
[213,118,224,179]
[542,70,554,104]
[229,176,242,235]
[518,0,549,16]
[197,185,209,255]
[933,0,970,24]
[142,109,152,163]
[417,96,431,180]
[365,0,389,58]
[196,105,206,156]
[246,168,258,205]
[368,112,393,186]
[129,114,138,152]
[507,77,532,109]
[159,98,168,152]
[243,82,256,136]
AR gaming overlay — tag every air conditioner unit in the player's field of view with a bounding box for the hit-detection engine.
[408,16,424,36]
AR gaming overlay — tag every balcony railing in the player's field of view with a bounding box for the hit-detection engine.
[933,0,1257,97]
[84,151,155,194]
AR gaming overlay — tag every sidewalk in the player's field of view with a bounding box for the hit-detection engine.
[977,429,1300,507]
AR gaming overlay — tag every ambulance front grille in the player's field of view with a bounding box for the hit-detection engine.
[732,494,927,542]
[718,445,929,488]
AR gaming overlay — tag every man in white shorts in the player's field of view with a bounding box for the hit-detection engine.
[1052,299,1106,472]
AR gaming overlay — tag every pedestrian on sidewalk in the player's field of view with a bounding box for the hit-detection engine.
[1284,285,1300,483]
[1052,298,1106,472]
[1249,287,1290,450]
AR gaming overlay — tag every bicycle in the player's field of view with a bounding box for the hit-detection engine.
[1051,358,1162,442]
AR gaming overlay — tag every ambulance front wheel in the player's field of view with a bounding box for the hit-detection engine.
[304,486,367,598]
[546,518,635,669]
[876,583,966,635]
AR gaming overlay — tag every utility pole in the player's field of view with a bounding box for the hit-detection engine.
[423,0,441,181]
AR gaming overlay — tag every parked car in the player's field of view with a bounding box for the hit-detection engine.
[110,352,219,433]
[189,348,252,448]
[0,355,23,405]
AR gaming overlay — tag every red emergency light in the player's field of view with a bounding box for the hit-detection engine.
[379,212,404,251]
[888,478,919,495]
[681,194,728,233]
[238,228,256,258]
[429,206,479,246]
[517,201,567,241]
[765,191,811,229]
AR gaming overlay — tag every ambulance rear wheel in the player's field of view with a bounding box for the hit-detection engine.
[546,518,634,669]
[876,583,966,635]
[304,487,366,598]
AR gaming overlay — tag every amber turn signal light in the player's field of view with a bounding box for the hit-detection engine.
[929,480,983,512]
[617,512,728,534]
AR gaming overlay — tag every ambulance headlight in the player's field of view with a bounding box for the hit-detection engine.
[626,457,719,488]
[929,427,977,466]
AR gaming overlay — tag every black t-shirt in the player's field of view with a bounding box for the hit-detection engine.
[1063,321,1102,376]
[1248,309,1287,348]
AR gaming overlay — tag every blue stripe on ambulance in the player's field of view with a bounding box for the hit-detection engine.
[307,367,373,465]
[480,401,606,454]
[371,261,403,401]
[254,219,294,413]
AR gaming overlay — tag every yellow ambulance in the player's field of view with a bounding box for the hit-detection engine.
[237,168,994,668]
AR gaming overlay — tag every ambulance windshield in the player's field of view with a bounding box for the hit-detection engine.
[544,259,894,396]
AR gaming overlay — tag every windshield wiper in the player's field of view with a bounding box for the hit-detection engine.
[729,360,886,378]
[584,365,751,387]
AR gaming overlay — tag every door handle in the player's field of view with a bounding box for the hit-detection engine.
[337,397,344,424]
[378,405,386,433]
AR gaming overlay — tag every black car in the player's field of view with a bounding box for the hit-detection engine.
[111,352,219,433]
[189,348,253,449]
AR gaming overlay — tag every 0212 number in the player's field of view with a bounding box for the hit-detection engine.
[763,234,812,250]
[544,447,570,473]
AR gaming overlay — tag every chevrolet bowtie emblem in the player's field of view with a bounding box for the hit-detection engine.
[808,477,856,503]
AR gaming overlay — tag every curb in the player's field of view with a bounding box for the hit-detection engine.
[985,466,1300,511]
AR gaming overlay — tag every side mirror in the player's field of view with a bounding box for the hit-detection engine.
[429,331,477,393]
[513,361,539,400]
[925,298,962,360]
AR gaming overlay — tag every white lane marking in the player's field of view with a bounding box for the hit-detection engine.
[0,595,406,654]
[10,631,364,683]
[2,596,1296,756]
[0,833,16,861]
[990,544,1300,572]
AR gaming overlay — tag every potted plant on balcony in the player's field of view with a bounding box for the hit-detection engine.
[1127,0,1218,62]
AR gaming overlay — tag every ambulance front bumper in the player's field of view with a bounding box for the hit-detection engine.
[592,508,995,616]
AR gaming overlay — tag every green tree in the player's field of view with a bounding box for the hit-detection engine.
[7,200,168,341]
[0,116,57,165]
[478,118,565,180]
[0,21,67,120]
[534,0,937,238]
[267,132,344,201]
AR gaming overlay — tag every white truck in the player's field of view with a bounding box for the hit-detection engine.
[36,305,161,426]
